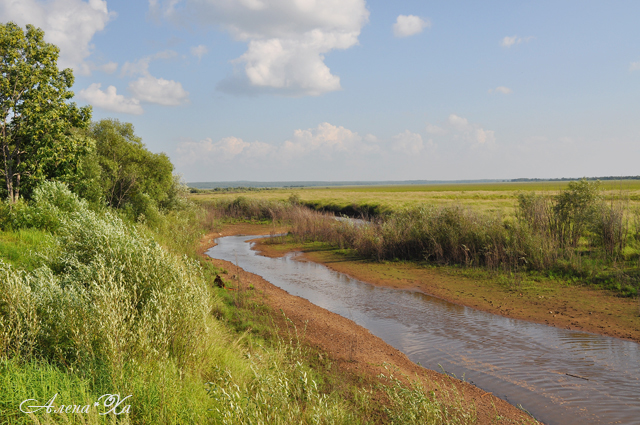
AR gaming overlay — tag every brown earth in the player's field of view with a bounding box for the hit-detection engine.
[198,223,540,424]
[252,239,640,344]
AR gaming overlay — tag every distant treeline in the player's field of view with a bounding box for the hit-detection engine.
[190,176,640,190]
[511,176,640,182]
[189,186,276,193]
[189,179,510,189]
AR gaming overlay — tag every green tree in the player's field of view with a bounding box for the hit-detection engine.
[0,22,92,203]
[89,119,179,213]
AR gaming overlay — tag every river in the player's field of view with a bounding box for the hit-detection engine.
[206,235,640,425]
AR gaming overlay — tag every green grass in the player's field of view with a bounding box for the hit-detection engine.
[0,229,53,271]
[191,180,640,218]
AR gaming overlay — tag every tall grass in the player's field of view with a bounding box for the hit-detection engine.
[378,366,477,425]
[210,180,639,297]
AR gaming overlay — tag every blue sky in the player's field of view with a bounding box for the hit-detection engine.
[3,0,640,182]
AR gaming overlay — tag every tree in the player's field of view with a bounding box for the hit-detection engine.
[89,119,177,212]
[0,22,92,203]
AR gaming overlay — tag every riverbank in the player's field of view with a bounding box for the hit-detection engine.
[252,235,640,343]
[199,223,540,424]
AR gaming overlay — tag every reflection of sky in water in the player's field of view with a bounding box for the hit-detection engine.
[207,236,640,425]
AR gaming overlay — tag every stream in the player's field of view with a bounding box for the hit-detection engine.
[206,235,640,425]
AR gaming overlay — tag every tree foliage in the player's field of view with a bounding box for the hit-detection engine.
[88,119,183,215]
[0,22,92,202]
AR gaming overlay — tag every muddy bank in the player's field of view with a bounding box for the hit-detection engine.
[252,237,640,344]
[198,224,539,424]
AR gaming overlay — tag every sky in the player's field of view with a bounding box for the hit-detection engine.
[2,0,640,182]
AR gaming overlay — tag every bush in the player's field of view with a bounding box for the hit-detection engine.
[0,181,86,231]
[0,188,211,380]
[553,179,602,247]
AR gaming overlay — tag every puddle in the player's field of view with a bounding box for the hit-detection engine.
[206,235,640,425]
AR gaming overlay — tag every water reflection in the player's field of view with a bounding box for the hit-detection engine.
[206,235,640,425]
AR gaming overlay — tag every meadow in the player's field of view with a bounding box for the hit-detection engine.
[193,179,640,298]
[191,180,640,217]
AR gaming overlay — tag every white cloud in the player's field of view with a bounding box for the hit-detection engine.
[424,114,495,148]
[426,123,446,135]
[447,114,495,146]
[176,137,275,166]
[475,128,493,145]
[117,50,188,106]
[630,61,640,72]
[364,134,378,143]
[121,50,177,77]
[190,44,208,60]
[78,83,143,115]
[0,0,114,75]
[500,35,533,48]
[447,114,469,129]
[177,122,379,168]
[151,0,369,96]
[281,122,364,157]
[128,76,189,106]
[488,86,513,94]
[391,130,425,154]
[393,15,430,38]
[176,121,497,181]
[98,61,118,74]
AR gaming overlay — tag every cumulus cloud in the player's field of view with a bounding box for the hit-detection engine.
[98,61,118,74]
[175,121,499,181]
[117,50,189,106]
[78,83,143,115]
[150,0,369,96]
[0,0,114,75]
[426,114,495,148]
[81,50,186,111]
[500,35,533,48]
[488,86,513,94]
[630,61,640,72]
[176,137,275,166]
[176,122,385,169]
[391,130,424,154]
[121,50,177,77]
[190,44,208,60]
[281,122,363,157]
[128,76,189,106]
[393,15,430,38]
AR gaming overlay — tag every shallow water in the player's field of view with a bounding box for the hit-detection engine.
[206,235,640,425]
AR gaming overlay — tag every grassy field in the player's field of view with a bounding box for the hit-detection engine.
[190,180,640,216]
[195,179,640,297]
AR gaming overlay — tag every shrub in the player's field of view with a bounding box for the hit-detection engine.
[0,191,211,381]
[553,179,602,247]
[1,181,86,231]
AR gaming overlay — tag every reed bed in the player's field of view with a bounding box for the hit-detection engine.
[206,180,640,297]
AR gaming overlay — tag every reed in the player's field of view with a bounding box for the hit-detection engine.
[206,180,640,297]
